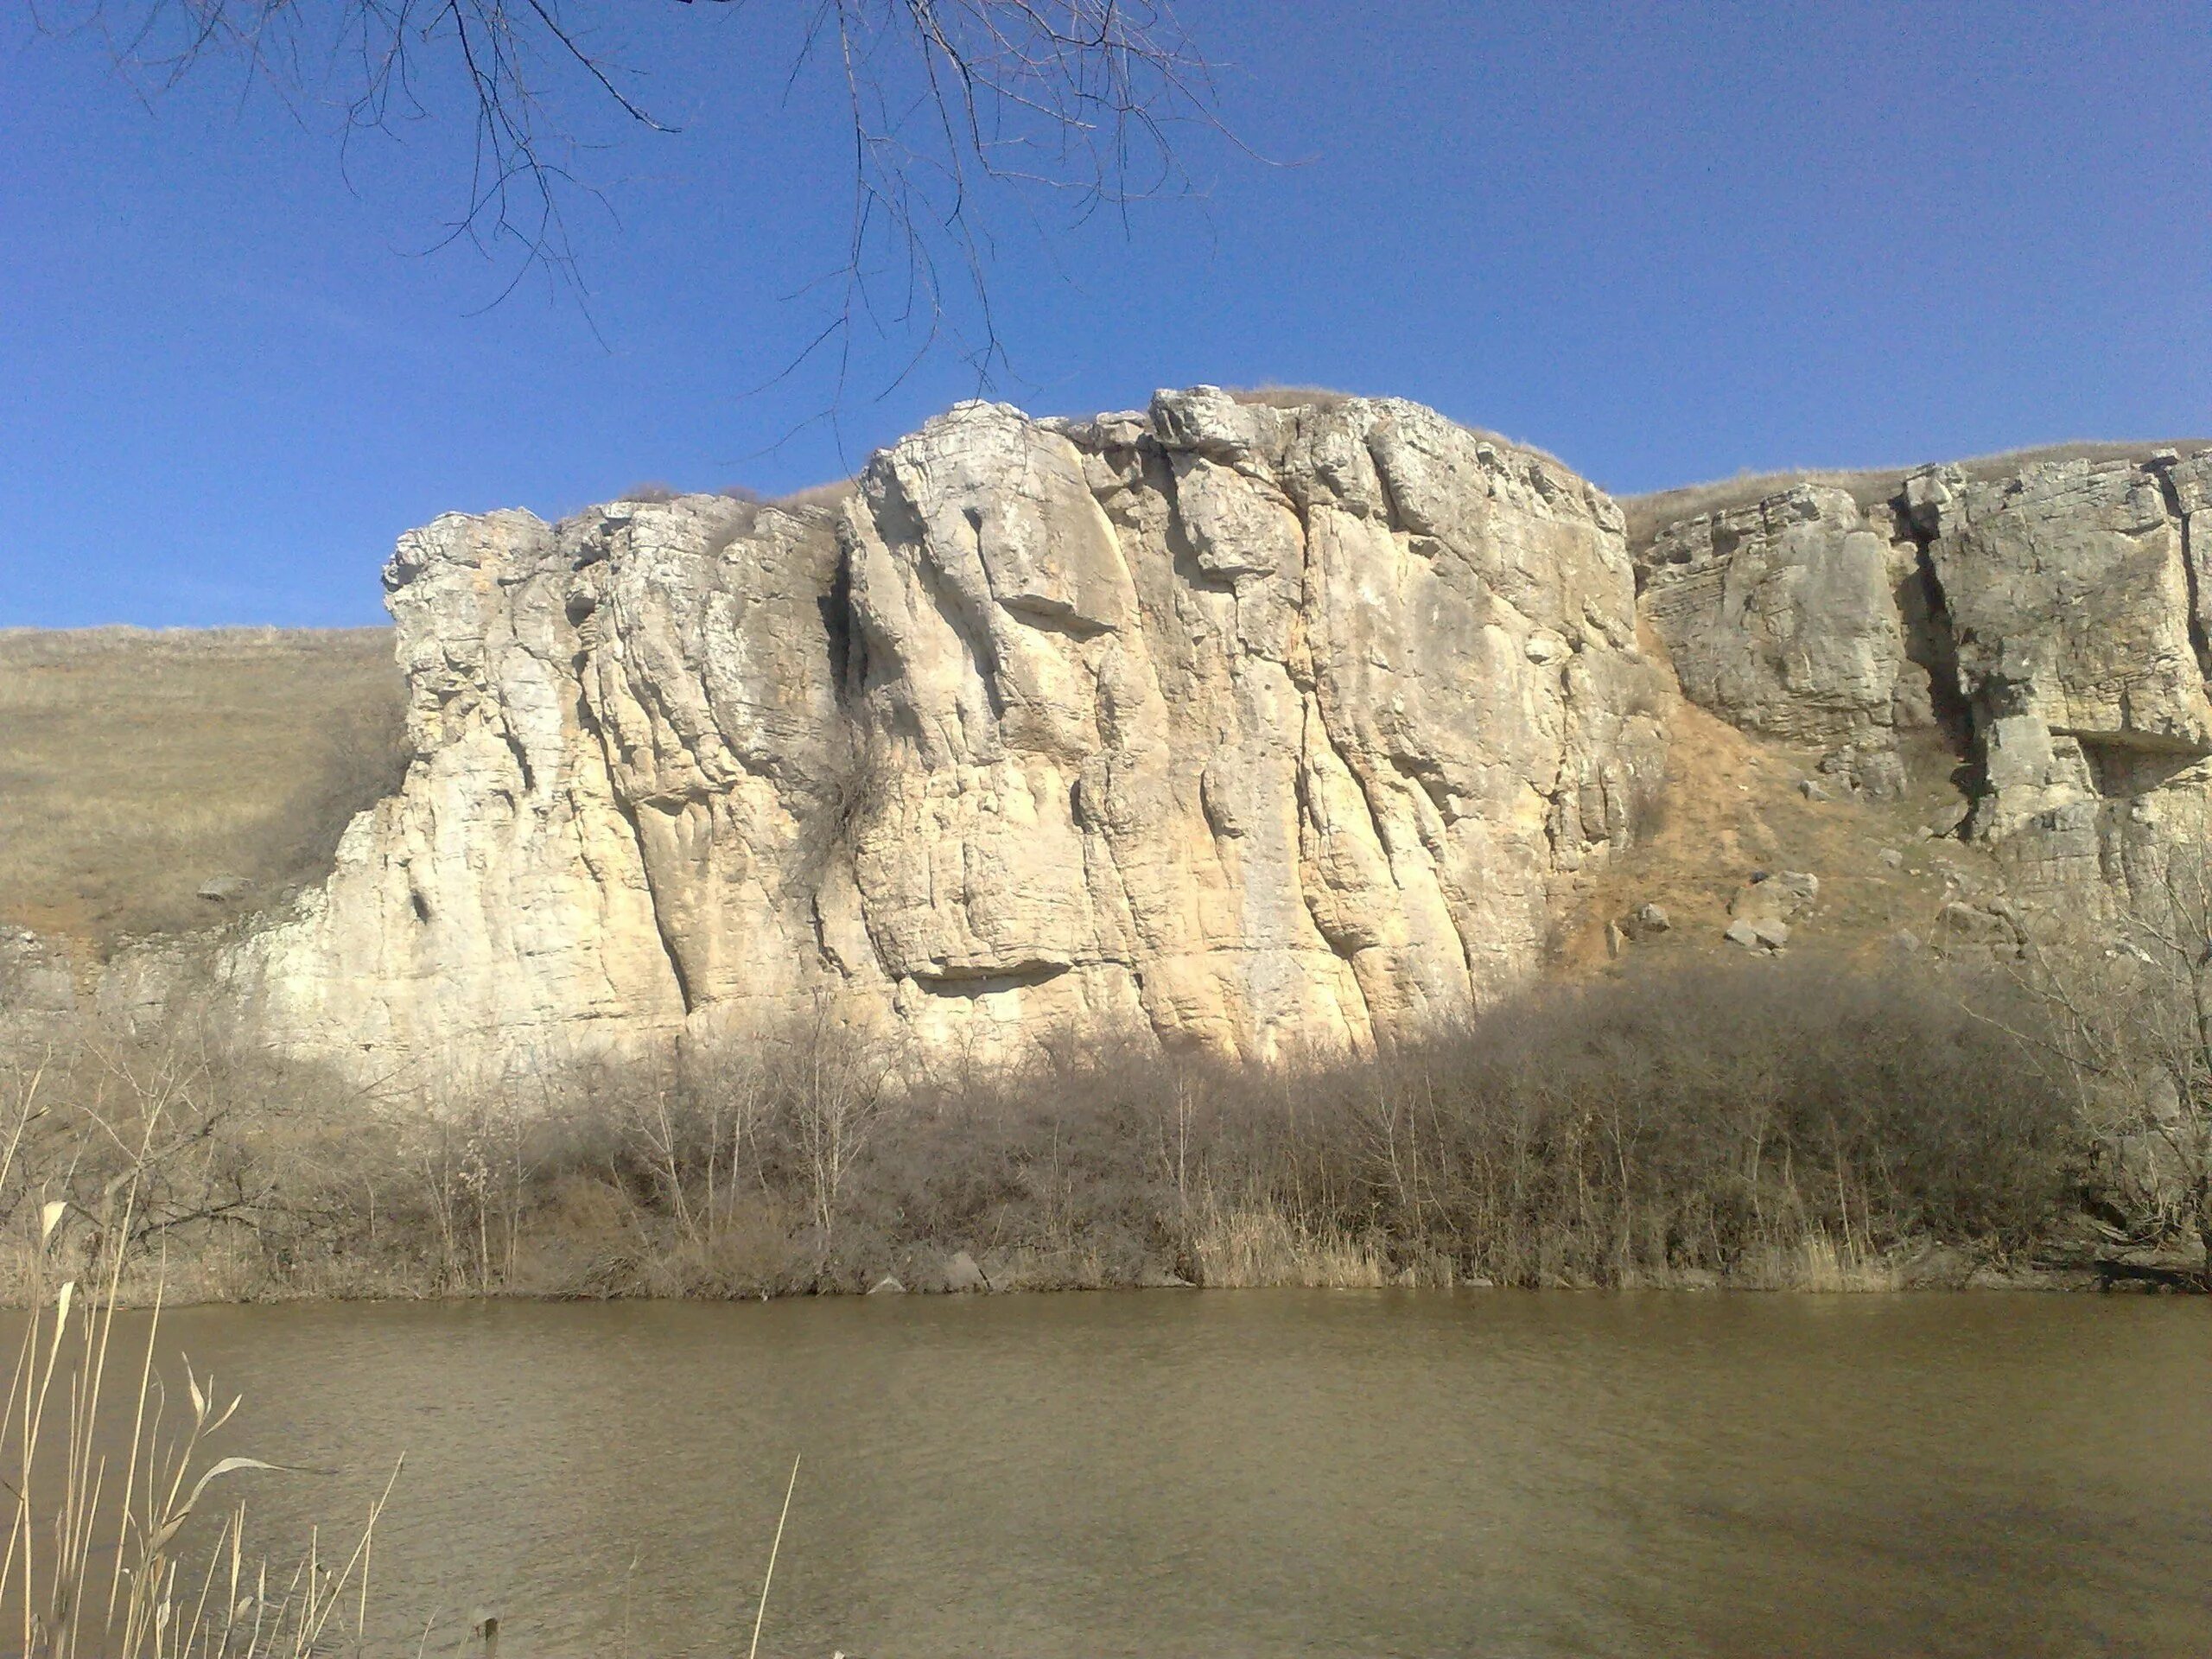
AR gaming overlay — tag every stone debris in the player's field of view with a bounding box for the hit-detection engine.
[1724,917,1790,953]
[942,1250,989,1293]
[1730,870,1818,925]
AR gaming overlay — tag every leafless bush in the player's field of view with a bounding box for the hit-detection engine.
[0,953,2082,1303]
[2012,851,2212,1283]
[798,727,897,882]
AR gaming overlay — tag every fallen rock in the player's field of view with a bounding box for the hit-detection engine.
[1877,848,1904,869]
[1797,779,1829,801]
[1936,901,2021,958]
[1723,917,1789,952]
[1621,901,1670,940]
[1729,869,1818,929]
[942,1250,989,1293]
[196,875,253,902]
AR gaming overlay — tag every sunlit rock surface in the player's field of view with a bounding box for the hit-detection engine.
[237,391,1671,1073]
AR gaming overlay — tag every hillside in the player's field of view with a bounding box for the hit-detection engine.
[0,627,406,948]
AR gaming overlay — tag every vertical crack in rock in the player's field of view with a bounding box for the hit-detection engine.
[2150,457,2212,683]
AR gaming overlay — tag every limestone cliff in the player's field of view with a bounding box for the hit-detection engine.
[136,407,2212,1081]
[1640,446,2212,920]
[235,390,1670,1073]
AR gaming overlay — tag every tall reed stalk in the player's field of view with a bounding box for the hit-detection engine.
[0,1071,395,1657]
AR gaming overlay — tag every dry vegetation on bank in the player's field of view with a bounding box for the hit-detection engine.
[0,629,407,950]
[2,955,2160,1306]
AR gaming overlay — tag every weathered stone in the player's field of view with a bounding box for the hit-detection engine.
[233,391,1669,1078]
[1936,901,2021,957]
[942,1250,989,1293]
[1644,448,2212,925]
[168,412,2212,1084]
[1642,485,1922,793]
[196,875,253,902]
[1729,870,1817,928]
[1723,917,1789,953]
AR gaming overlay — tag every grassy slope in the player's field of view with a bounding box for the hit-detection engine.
[0,626,406,949]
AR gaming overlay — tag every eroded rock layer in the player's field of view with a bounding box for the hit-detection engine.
[1643,447,2212,912]
[238,391,1670,1073]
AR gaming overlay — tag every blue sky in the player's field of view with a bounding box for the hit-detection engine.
[3,1,2208,627]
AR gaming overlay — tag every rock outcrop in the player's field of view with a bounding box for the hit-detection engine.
[1646,448,2212,916]
[1640,485,1925,797]
[235,390,1671,1076]
[48,401,2196,1085]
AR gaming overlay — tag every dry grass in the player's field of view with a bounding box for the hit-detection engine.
[1222,383,1361,410]
[0,628,407,949]
[769,478,857,514]
[1189,1200,1401,1288]
[0,1071,396,1657]
[1620,439,2212,554]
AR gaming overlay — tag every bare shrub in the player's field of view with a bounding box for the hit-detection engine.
[0,951,2080,1303]
[2012,852,2212,1284]
[616,480,682,504]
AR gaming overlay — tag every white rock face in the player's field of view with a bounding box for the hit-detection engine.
[1641,485,1924,795]
[236,391,1670,1076]
[1648,447,2212,913]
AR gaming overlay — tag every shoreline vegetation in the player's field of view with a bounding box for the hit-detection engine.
[3,956,2202,1307]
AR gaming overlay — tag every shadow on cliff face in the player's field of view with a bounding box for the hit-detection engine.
[0,952,2134,1304]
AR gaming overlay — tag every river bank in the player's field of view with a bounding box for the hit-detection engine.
[18,1215,2200,1309]
[11,953,2209,1307]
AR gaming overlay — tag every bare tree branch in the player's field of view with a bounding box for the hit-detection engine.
[33,0,1235,410]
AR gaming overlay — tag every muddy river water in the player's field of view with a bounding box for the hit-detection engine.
[116,1292,2210,1656]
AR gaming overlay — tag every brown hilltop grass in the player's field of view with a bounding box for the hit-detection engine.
[0,626,406,949]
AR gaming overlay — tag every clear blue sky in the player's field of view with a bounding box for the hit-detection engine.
[4,1,2208,627]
